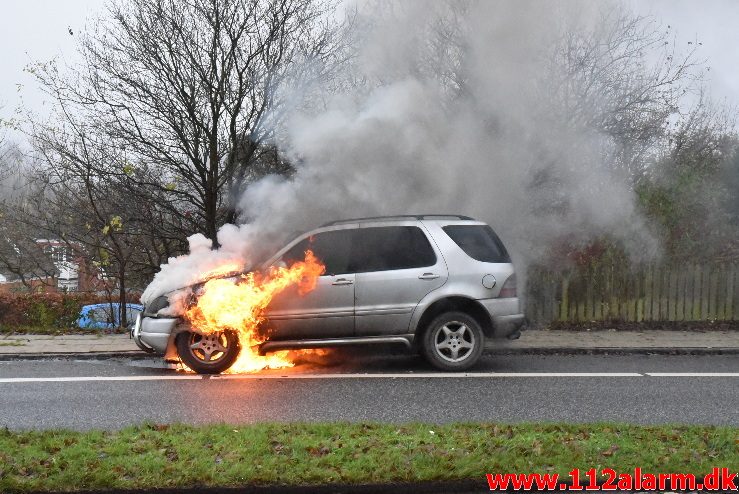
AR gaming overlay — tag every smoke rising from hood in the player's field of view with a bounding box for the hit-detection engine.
[143,0,662,303]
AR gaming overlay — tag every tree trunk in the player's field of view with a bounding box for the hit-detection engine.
[206,136,220,246]
[204,187,219,246]
[223,136,258,225]
[118,265,127,328]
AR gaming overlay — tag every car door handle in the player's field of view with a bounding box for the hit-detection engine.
[418,273,440,280]
[332,278,354,285]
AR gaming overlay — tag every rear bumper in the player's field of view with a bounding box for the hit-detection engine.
[492,313,525,338]
[477,297,525,338]
[134,315,178,354]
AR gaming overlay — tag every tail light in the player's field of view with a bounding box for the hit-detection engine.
[498,273,517,298]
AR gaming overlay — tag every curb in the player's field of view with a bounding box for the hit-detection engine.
[1,347,738,361]
[0,351,147,361]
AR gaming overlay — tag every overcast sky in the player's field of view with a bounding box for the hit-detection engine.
[0,0,101,135]
[1,0,738,144]
[629,0,739,110]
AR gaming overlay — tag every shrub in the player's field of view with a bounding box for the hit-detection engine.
[0,293,140,329]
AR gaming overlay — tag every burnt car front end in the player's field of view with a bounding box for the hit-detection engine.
[133,294,181,359]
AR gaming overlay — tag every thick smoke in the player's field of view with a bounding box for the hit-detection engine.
[143,0,660,303]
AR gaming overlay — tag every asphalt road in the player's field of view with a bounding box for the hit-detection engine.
[0,353,736,430]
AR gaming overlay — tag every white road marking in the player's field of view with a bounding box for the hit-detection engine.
[645,372,739,377]
[0,371,736,383]
[0,375,204,383]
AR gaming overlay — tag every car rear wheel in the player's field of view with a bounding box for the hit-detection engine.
[421,311,484,371]
[175,330,240,374]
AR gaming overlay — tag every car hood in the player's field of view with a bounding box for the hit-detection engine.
[141,267,249,307]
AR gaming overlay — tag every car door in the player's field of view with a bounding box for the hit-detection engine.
[352,225,448,336]
[263,228,356,340]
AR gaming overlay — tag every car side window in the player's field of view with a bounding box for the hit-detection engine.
[281,238,310,266]
[350,226,436,273]
[281,229,354,275]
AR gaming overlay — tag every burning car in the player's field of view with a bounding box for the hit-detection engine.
[133,215,524,373]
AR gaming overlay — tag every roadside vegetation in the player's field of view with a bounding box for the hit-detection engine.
[0,293,135,334]
[0,422,736,492]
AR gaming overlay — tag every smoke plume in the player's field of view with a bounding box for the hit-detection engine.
[143,0,662,303]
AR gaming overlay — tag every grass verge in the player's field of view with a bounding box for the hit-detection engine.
[0,422,736,492]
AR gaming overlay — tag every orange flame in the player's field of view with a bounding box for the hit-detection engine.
[183,250,326,373]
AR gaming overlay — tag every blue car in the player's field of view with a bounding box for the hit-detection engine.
[77,303,144,330]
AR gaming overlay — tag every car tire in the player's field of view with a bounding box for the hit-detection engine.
[421,311,484,371]
[175,330,241,374]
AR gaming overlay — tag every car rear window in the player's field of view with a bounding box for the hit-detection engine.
[442,225,511,263]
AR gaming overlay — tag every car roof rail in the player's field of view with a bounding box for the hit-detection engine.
[320,214,476,227]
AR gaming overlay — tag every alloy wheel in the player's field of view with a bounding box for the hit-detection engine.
[433,321,476,362]
[187,332,230,363]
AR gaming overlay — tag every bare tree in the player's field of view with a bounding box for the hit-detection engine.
[0,225,58,290]
[543,6,704,178]
[363,2,702,178]
[0,182,52,290]
[0,126,173,324]
[0,106,10,182]
[25,127,193,325]
[0,141,59,288]
[32,0,346,243]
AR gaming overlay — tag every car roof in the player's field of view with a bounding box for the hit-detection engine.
[320,214,477,227]
[263,215,489,268]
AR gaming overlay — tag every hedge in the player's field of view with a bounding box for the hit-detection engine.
[0,293,139,329]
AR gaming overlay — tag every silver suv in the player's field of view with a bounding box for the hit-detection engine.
[134,215,524,373]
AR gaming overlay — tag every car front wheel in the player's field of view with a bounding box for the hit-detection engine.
[175,330,240,374]
[421,311,484,371]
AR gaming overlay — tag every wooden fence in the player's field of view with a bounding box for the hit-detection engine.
[525,264,738,325]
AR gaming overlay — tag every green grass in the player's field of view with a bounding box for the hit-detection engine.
[0,422,736,492]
